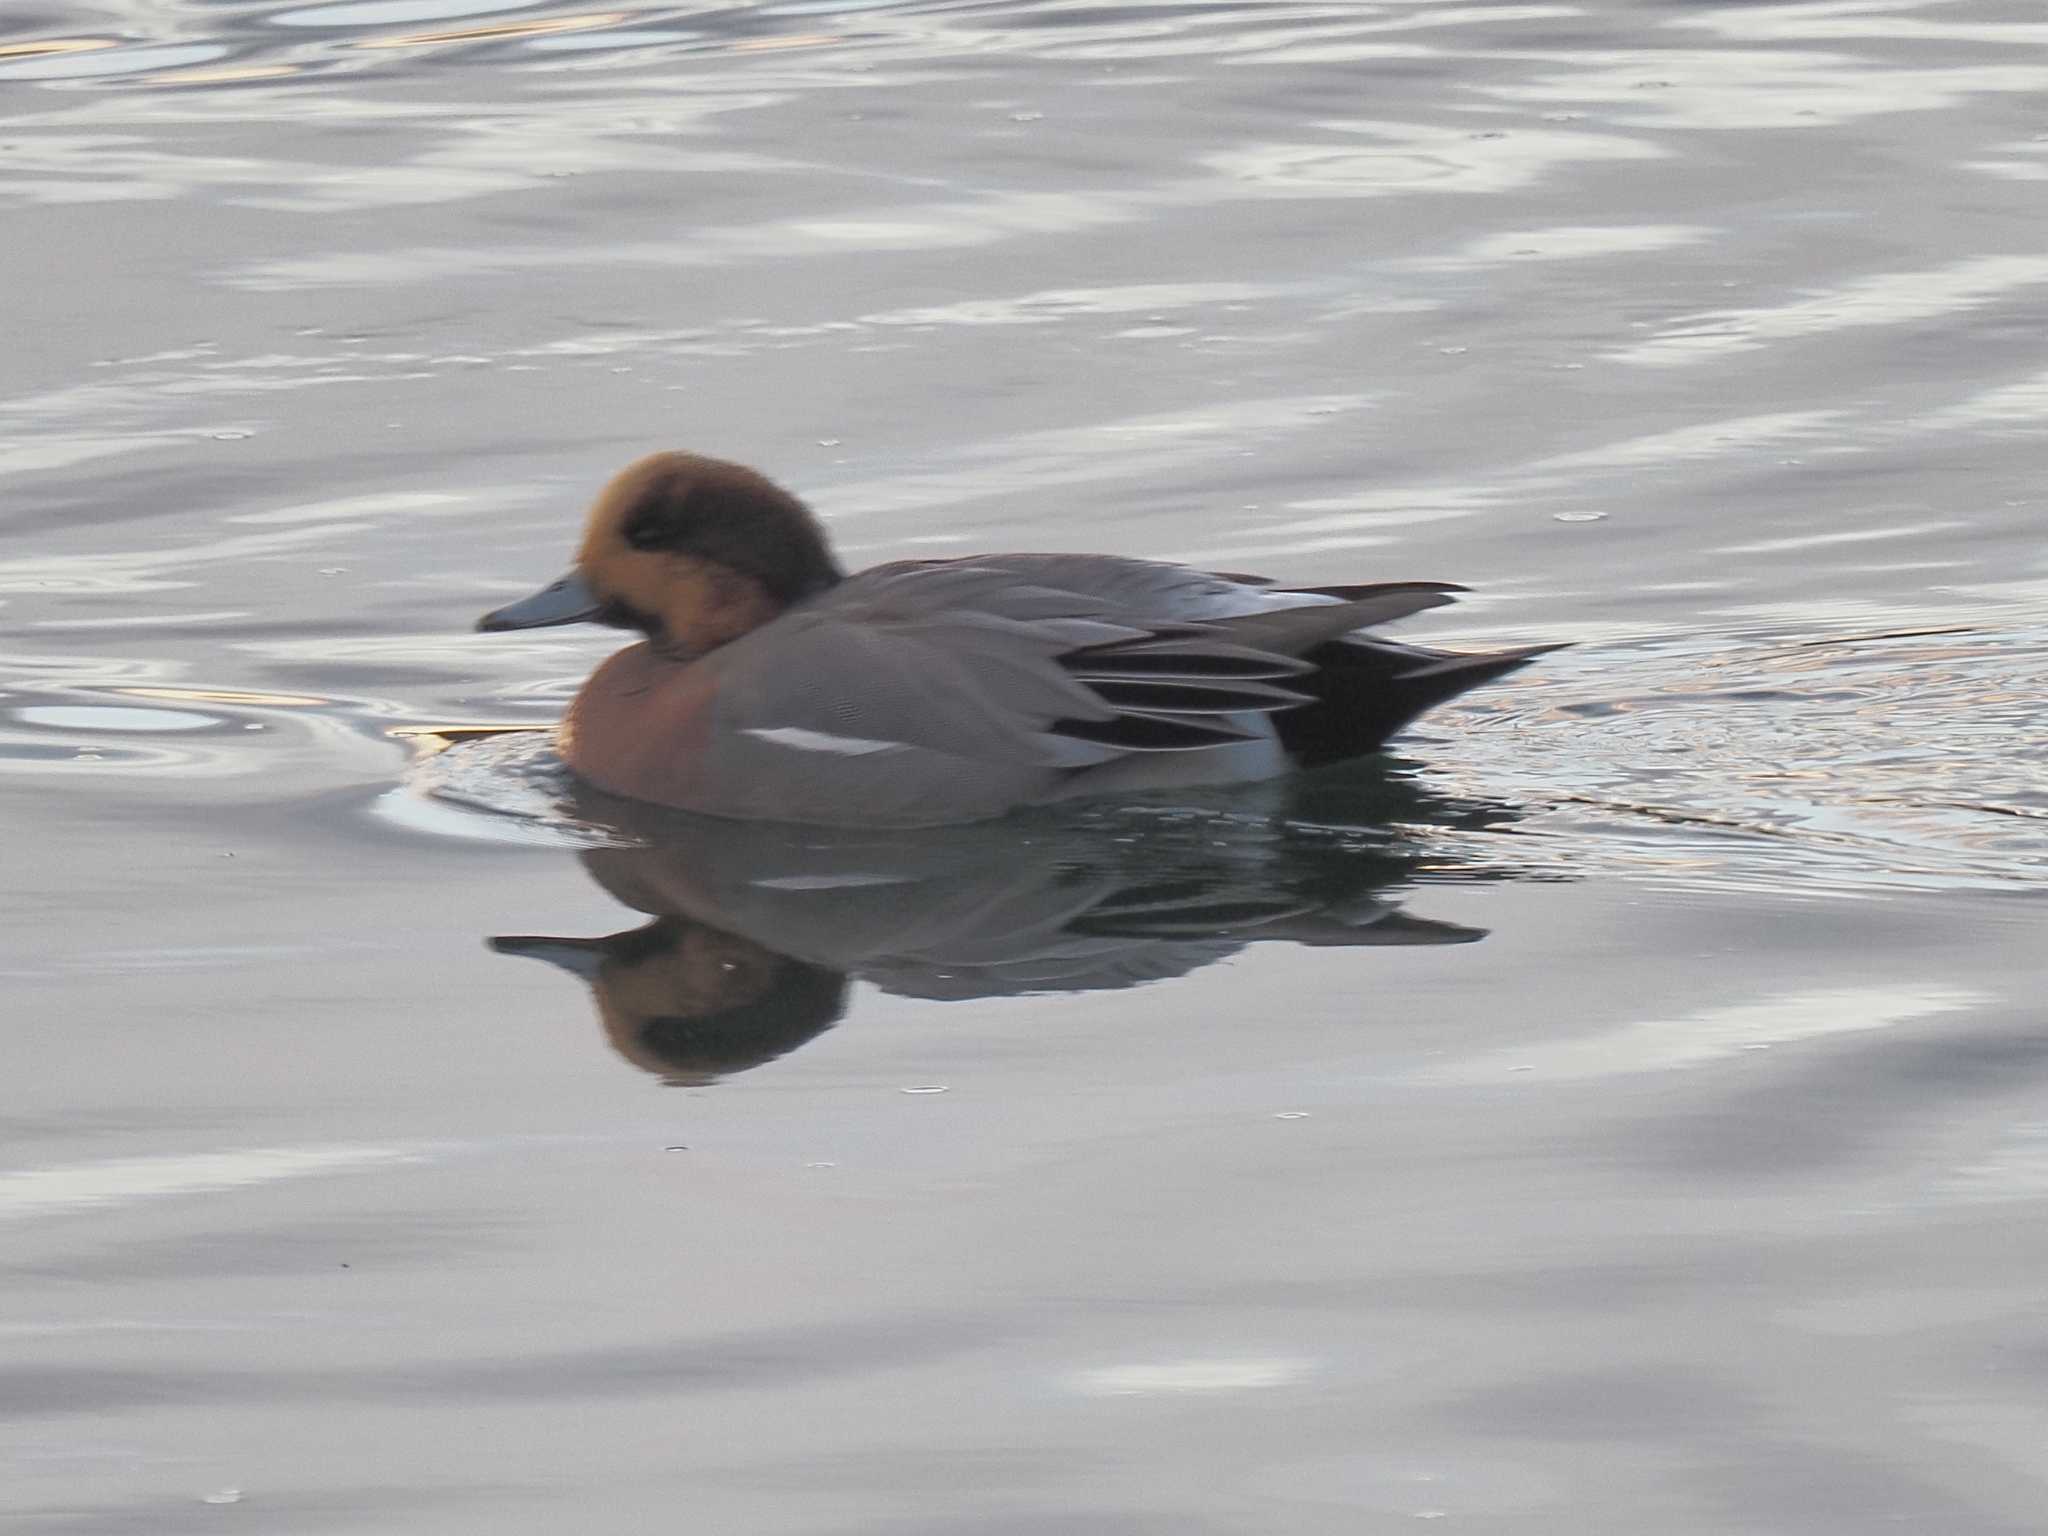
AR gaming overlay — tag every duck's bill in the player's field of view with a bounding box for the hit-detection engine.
[477,571,601,632]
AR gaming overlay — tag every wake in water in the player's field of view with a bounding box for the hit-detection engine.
[1425,621,2048,898]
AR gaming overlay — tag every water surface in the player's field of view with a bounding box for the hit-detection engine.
[6,1,2047,1530]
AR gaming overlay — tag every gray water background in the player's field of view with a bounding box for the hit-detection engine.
[5,1,2047,1530]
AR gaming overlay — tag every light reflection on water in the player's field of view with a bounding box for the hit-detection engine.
[0,1143,427,1220]
[1423,985,1990,1084]
[6,2,2048,1529]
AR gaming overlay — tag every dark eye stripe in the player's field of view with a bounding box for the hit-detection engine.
[624,517,674,551]
[595,597,661,637]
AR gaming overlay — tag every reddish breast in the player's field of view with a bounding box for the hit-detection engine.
[560,643,719,807]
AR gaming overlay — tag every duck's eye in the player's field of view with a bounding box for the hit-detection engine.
[623,490,693,551]
[624,516,675,551]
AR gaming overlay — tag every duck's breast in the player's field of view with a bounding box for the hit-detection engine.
[562,635,1054,825]
[562,643,719,808]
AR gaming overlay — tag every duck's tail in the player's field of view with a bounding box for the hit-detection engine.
[1274,638,1565,768]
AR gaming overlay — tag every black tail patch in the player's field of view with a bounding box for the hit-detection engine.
[1273,640,1561,768]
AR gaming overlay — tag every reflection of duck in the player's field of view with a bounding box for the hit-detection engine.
[477,452,1558,826]
[492,770,1524,1084]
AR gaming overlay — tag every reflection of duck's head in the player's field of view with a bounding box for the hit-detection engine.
[492,916,847,1086]
[475,452,843,655]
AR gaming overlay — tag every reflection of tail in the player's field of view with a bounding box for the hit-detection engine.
[1253,910,1486,946]
[1277,640,1566,768]
[1066,882,1485,947]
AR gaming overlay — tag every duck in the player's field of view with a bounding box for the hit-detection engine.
[477,451,1558,827]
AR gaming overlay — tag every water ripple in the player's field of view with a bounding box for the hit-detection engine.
[1432,625,2048,897]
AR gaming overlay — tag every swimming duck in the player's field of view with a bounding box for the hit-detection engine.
[478,451,1556,826]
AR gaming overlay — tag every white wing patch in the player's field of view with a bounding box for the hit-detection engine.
[742,725,904,756]
[748,873,916,890]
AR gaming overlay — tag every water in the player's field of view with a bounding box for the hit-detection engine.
[6,1,2046,1529]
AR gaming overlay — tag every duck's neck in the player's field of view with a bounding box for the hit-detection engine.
[650,557,791,657]
[769,541,845,605]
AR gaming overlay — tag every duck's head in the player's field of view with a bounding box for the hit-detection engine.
[477,451,843,655]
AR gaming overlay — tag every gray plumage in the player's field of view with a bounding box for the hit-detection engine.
[675,554,1520,826]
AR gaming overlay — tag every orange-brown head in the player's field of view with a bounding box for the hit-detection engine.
[477,451,843,655]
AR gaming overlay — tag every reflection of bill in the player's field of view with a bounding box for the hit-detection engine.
[492,768,1531,1084]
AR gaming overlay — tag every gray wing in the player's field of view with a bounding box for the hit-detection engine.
[687,555,1458,825]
